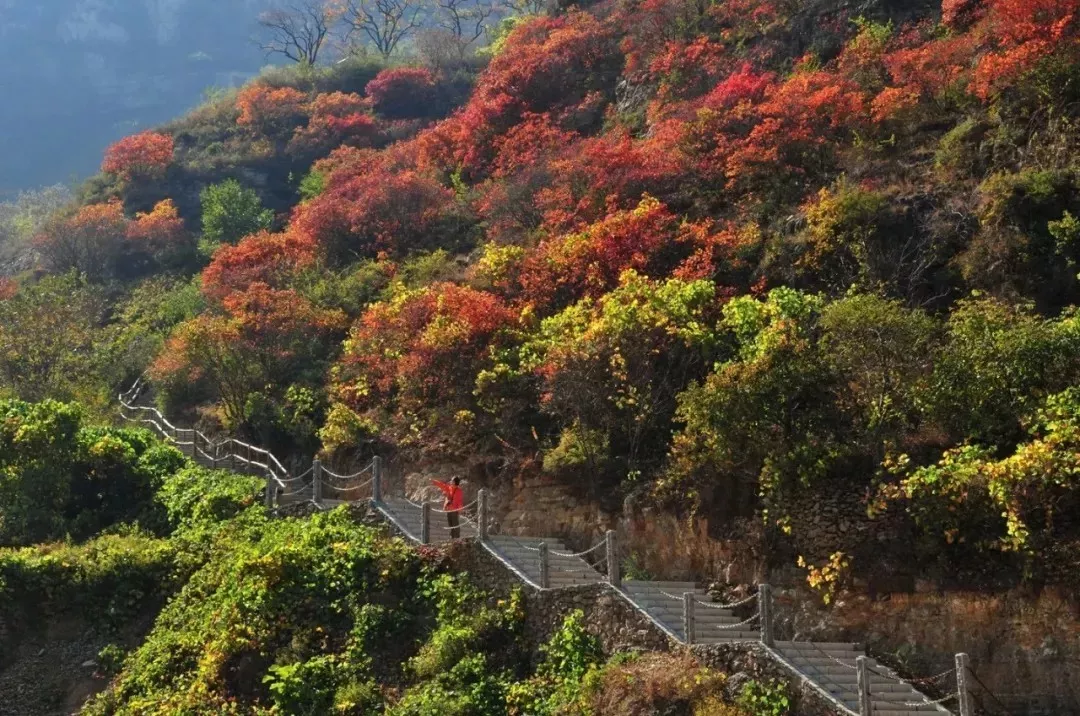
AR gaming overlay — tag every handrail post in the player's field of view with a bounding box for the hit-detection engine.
[477,489,489,541]
[421,502,430,544]
[759,584,773,647]
[856,656,872,716]
[956,653,972,716]
[683,592,695,645]
[372,456,382,503]
[538,542,549,589]
[312,458,323,505]
[605,530,620,588]
[264,474,274,508]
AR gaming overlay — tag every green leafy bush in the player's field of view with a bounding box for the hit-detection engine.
[737,679,791,716]
[199,179,273,248]
[0,399,186,545]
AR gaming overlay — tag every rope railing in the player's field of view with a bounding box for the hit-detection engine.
[712,612,761,630]
[321,464,373,481]
[117,376,384,510]
[549,539,607,559]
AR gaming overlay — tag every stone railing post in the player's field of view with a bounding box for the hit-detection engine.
[312,458,323,505]
[956,653,972,716]
[538,541,549,589]
[421,502,431,544]
[264,473,275,508]
[683,592,696,645]
[477,489,489,541]
[605,530,620,588]
[856,655,872,716]
[758,584,773,647]
[372,455,382,502]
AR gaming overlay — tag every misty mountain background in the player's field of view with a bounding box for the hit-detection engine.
[0,0,279,199]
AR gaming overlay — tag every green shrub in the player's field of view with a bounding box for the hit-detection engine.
[737,679,791,716]
[155,466,263,535]
[199,179,274,246]
[0,400,186,545]
[0,531,177,625]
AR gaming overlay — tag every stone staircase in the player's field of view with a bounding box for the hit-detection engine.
[619,580,762,644]
[484,535,605,588]
[116,378,963,716]
[369,495,957,716]
[774,641,952,715]
[376,495,478,543]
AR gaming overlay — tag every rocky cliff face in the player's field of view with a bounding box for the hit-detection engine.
[0,0,274,197]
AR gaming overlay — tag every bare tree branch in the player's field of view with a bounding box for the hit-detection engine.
[344,0,427,59]
[436,0,494,54]
[257,1,341,65]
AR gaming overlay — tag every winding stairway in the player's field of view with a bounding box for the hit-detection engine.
[117,379,962,716]
[372,497,954,716]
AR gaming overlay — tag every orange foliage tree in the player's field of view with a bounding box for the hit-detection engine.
[102,131,174,180]
[126,199,194,269]
[236,84,309,136]
[34,200,129,281]
[152,282,346,430]
[201,229,321,301]
[328,283,518,450]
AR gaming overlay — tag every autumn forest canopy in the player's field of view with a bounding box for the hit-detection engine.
[4,0,1080,604]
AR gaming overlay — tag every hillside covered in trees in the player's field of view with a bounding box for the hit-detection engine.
[3,0,1080,708]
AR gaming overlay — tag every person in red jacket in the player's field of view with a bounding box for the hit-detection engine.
[431,476,464,539]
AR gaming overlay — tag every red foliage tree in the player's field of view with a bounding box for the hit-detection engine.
[971,0,1080,100]
[235,84,309,135]
[330,282,517,445]
[289,92,380,156]
[365,67,439,119]
[292,161,466,262]
[517,196,736,311]
[413,11,619,180]
[534,131,687,233]
[473,113,578,241]
[201,229,321,301]
[648,38,730,103]
[695,64,867,190]
[101,131,174,179]
[0,278,16,301]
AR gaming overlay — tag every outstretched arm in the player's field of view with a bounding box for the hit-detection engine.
[431,480,452,499]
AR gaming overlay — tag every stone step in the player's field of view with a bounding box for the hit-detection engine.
[695,633,765,643]
[623,580,700,590]
[625,592,712,603]
[644,611,747,626]
[775,640,862,653]
[518,572,605,584]
[488,539,570,550]
[492,550,589,564]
